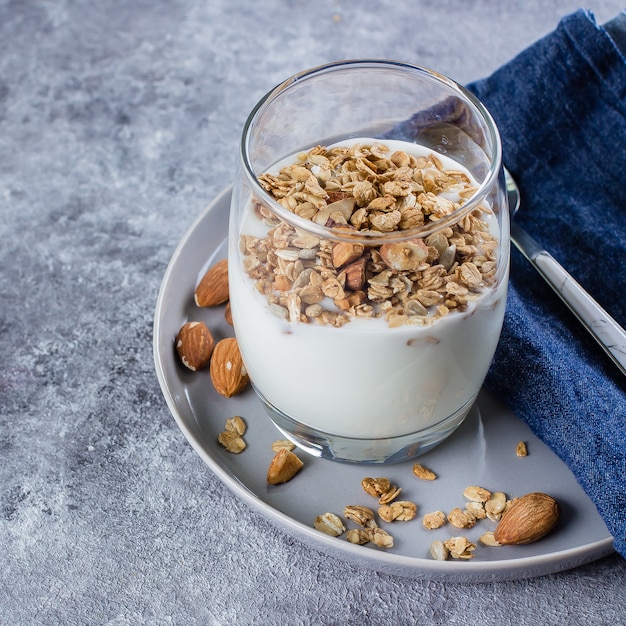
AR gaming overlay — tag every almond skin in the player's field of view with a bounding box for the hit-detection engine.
[267,448,304,485]
[494,492,560,545]
[195,258,229,307]
[175,321,214,371]
[224,301,233,326]
[209,337,249,397]
[344,257,367,291]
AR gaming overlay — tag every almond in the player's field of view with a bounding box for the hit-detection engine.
[209,337,249,397]
[224,301,233,326]
[175,321,214,371]
[494,492,560,545]
[267,448,304,485]
[344,257,367,291]
[195,258,229,307]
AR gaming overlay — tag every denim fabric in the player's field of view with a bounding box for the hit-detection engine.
[468,10,626,557]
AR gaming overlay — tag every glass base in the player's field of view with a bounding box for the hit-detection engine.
[256,388,476,465]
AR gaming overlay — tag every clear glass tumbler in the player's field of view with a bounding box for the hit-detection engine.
[228,60,509,464]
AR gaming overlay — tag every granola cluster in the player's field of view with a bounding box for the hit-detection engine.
[314,472,522,558]
[314,475,418,549]
[240,142,498,328]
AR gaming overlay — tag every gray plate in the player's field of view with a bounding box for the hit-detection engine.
[153,187,614,582]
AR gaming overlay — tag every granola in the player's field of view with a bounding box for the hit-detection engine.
[412,463,437,481]
[314,512,346,537]
[361,477,391,498]
[378,501,417,523]
[444,536,476,560]
[343,505,377,528]
[242,142,498,328]
[422,510,447,530]
[218,416,248,453]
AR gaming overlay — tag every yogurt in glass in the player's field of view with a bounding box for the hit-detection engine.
[228,138,508,461]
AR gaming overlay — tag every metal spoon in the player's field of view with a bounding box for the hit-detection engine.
[505,169,626,376]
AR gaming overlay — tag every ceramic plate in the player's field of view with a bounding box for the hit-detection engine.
[153,187,614,582]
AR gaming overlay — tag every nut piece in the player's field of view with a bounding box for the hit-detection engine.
[430,540,449,561]
[516,441,528,457]
[267,448,304,485]
[422,511,447,530]
[209,337,249,397]
[314,512,345,537]
[412,463,437,481]
[494,492,560,545]
[379,239,428,271]
[195,258,229,307]
[224,301,233,326]
[176,321,215,371]
[331,242,364,268]
[361,477,391,498]
[217,431,246,454]
[343,505,376,528]
[344,258,367,291]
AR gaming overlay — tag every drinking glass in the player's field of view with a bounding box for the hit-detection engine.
[228,60,509,464]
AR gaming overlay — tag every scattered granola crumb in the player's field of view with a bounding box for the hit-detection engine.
[346,528,370,545]
[479,531,502,547]
[412,462,437,480]
[463,485,492,503]
[444,536,476,560]
[271,439,296,452]
[430,540,449,561]
[217,431,246,454]
[314,512,345,537]
[422,511,447,530]
[378,501,417,523]
[361,477,391,498]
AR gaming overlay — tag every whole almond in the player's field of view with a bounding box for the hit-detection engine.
[494,492,560,545]
[209,337,249,397]
[267,448,304,485]
[195,258,229,307]
[175,321,214,371]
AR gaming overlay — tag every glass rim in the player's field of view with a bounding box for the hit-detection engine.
[240,59,503,244]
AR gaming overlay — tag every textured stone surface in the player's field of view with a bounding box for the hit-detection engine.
[1,1,625,624]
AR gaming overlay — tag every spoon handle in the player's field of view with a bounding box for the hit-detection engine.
[511,222,626,377]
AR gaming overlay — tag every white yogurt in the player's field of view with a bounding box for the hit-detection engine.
[229,140,507,439]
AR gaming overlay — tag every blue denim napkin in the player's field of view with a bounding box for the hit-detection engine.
[467,9,626,557]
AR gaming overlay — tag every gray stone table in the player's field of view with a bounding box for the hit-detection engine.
[1,1,625,624]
